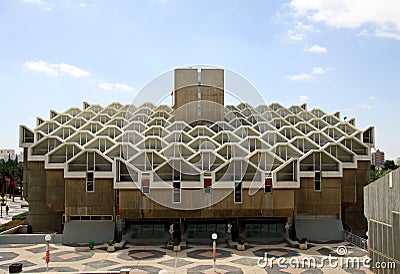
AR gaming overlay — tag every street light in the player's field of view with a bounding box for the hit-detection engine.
[211,233,217,273]
[45,234,52,272]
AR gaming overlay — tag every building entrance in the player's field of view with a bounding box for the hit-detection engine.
[243,218,285,240]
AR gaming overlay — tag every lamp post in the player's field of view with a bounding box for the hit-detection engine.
[211,233,217,273]
[45,234,52,272]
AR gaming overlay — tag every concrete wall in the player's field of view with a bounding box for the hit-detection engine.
[119,188,294,219]
[364,168,400,273]
[342,161,370,237]
[173,68,224,124]
[45,169,65,211]
[65,178,114,218]
[0,234,63,244]
[25,161,63,233]
[295,177,341,217]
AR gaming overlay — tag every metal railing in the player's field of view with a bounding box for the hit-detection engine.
[344,230,368,250]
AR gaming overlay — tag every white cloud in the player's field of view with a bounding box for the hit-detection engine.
[285,67,327,81]
[24,60,91,77]
[368,96,376,100]
[299,95,309,101]
[99,82,135,92]
[22,0,44,3]
[285,73,314,81]
[285,21,316,41]
[358,29,369,36]
[305,44,327,53]
[374,29,400,40]
[286,29,304,41]
[311,67,326,74]
[79,3,86,8]
[357,103,371,109]
[289,0,400,40]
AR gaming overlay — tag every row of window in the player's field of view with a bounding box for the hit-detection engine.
[86,173,322,195]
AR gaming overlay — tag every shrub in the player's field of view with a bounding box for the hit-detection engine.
[169,237,180,246]
[12,212,28,220]
[236,237,246,245]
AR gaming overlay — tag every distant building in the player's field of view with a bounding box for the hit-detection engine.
[364,168,400,272]
[0,149,23,162]
[372,149,385,168]
[0,149,15,159]
[395,157,400,167]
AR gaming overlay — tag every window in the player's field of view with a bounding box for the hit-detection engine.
[115,189,119,204]
[87,151,95,171]
[314,171,321,191]
[204,177,212,194]
[86,171,94,192]
[142,175,150,194]
[264,177,272,193]
[234,181,242,203]
[173,181,181,203]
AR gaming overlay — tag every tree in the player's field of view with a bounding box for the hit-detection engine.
[370,160,399,182]
[0,157,23,202]
[383,160,398,171]
[0,160,6,197]
[6,157,23,202]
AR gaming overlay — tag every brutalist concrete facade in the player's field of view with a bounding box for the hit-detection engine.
[19,68,374,242]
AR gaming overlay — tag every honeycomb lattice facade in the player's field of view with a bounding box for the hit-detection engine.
[20,98,375,239]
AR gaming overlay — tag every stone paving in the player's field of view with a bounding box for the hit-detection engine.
[0,196,28,225]
[0,240,372,273]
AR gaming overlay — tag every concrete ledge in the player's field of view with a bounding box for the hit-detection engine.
[0,234,63,244]
[0,225,23,235]
[114,240,126,250]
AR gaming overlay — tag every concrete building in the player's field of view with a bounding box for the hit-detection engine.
[395,157,400,167]
[0,149,23,162]
[364,168,400,273]
[372,149,385,168]
[20,68,375,244]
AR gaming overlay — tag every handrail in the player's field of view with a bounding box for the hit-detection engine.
[344,230,367,250]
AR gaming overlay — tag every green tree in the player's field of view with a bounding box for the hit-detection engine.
[0,157,23,202]
[370,160,399,182]
[6,157,23,202]
[383,160,398,171]
[0,160,6,197]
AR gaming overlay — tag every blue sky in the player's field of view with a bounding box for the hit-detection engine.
[1,0,400,159]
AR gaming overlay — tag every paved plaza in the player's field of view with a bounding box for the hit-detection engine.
[0,240,372,273]
[0,198,372,273]
[0,196,28,226]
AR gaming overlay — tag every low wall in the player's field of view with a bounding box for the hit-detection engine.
[0,233,63,244]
